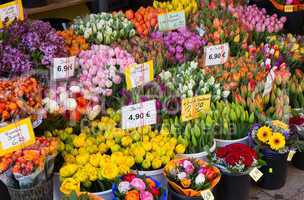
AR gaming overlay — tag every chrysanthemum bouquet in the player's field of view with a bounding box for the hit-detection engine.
[211,143,263,174]
[112,173,166,200]
[164,159,220,197]
[249,121,291,153]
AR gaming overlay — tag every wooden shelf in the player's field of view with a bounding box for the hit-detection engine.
[25,0,93,15]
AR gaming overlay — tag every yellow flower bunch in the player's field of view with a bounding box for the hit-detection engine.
[153,0,198,15]
[256,125,286,151]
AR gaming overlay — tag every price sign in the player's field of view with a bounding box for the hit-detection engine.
[52,56,76,80]
[0,118,35,156]
[204,43,229,66]
[249,167,263,182]
[196,26,205,37]
[263,68,276,97]
[181,94,211,122]
[0,0,24,28]
[121,100,157,129]
[284,5,293,13]
[125,60,154,90]
[158,11,186,32]
[272,120,289,130]
[287,150,296,161]
[201,190,214,200]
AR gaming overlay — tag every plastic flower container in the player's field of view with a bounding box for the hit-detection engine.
[176,141,216,161]
[292,151,304,170]
[131,168,166,187]
[214,136,249,148]
[93,189,113,200]
[257,149,288,189]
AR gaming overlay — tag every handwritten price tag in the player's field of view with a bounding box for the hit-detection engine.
[204,43,229,66]
[158,11,186,32]
[181,94,211,122]
[0,0,24,28]
[0,118,35,156]
[52,56,76,80]
[249,167,263,182]
[284,5,293,13]
[121,100,157,129]
[272,120,289,130]
[201,190,214,200]
[125,60,154,90]
[287,150,296,161]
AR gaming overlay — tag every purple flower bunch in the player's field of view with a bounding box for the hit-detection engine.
[151,27,206,64]
[0,19,67,76]
[229,5,286,33]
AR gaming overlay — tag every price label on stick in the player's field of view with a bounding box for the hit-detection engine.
[121,100,157,129]
[125,60,154,90]
[201,190,214,200]
[287,150,296,161]
[0,0,24,28]
[249,167,263,182]
[204,43,229,66]
[158,10,186,32]
[52,56,76,80]
[0,118,35,156]
[284,5,293,13]
[181,94,211,122]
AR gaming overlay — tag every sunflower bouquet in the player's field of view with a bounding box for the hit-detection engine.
[249,120,291,153]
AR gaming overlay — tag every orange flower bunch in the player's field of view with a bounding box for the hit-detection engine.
[57,29,89,56]
[0,77,42,122]
[125,7,164,37]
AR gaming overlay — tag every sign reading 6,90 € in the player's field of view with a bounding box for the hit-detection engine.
[121,100,157,129]
[52,56,76,80]
[204,43,229,66]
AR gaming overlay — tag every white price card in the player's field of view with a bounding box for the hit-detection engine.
[125,60,154,90]
[201,190,214,200]
[0,0,24,28]
[121,100,157,129]
[0,118,35,156]
[287,150,296,161]
[249,167,263,182]
[263,67,276,97]
[204,43,229,66]
[158,11,186,32]
[52,56,76,80]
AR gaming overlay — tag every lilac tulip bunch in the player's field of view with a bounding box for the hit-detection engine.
[0,20,67,76]
[229,5,286,33]
[151,27,206,64]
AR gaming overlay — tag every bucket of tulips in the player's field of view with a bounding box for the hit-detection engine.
[249,120,291,189]
[112,173,166,200]
[0,137,58,200]
[164,158,221,200]
[289,109,304,170]
[211,143,264,200]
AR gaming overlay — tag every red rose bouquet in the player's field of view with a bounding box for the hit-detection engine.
[212,143,263,174]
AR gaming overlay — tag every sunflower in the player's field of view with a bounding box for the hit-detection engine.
[256,126,272,143]
[268,133,286,151]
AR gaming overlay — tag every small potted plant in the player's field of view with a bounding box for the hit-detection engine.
[249,120,291,189]
[211,143,264,200]
[112,173,166,200]
[164,158,221,200]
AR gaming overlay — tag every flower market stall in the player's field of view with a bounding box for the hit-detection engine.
[0,0,303,200]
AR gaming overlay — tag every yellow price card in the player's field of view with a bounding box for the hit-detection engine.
[0,118,35,156]
[181,94,211,122]
[272,120,289,130]
[284,5,293,13]
[0,0,24,28]
[125,60,154,90]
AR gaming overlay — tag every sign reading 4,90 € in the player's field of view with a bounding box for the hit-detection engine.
[121,100,157,129]
[0,0,24,28]
[0,118,35,156]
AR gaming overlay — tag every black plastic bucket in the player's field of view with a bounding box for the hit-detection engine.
[292,151,304,170]
[168,185,203,200]
[257,149,288,189]
[216,172,251,200]
[22,0,48,8]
